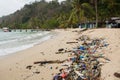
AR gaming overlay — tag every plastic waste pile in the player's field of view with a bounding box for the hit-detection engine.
[53,35,110,80]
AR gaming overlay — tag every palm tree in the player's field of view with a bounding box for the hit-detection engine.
[94,0,120,27]
[68,0,95,28]
[95,0,98,28]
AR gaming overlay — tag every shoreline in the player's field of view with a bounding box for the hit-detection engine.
[0,29,61,58]
[0,30,58,59]
[0,28,120,80]
[0,29,77,80]
[0,30,56,58]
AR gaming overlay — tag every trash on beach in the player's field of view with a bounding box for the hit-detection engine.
[58,48,64,52]
[26,65,32,70]
[53,73,62,80]
[114,72,120,78]
[53,35,110,80]
[50,66,52,69]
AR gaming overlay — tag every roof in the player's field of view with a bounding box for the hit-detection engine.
[115,20,120,23]
[2,27,9,29]
[111,17,120,20]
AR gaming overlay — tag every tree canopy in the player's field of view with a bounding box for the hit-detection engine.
[0,0,120,29]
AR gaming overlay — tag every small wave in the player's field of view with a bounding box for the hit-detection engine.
[0,31,50,45]
[0,34,52,56]
[0,44,33,56]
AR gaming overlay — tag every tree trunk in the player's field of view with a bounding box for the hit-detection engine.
[95,0,98,28]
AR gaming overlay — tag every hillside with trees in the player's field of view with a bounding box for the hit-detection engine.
[0,0,120,29]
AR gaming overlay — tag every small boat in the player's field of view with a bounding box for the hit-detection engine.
[2,27,11,32]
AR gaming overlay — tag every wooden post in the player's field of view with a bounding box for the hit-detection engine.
[20,29,22,32]
[26,29,27,32]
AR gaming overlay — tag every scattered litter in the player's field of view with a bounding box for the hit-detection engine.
[50,66,52,69]
[26,65,32,70]
[53,35,110,80]
[25,35,110,80]
[58,48,64,52]
[114,72,120,78]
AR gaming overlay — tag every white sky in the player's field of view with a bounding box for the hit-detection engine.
[0,0,65,17]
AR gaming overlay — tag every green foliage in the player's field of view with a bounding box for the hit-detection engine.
[0,0,72,29]
[0,0,120,29]
[42,18,59,29]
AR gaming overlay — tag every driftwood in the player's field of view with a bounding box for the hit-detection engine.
[66,42,78,44]
[81,28,88,32]
[34,60,66,65]
[58,48,64,52]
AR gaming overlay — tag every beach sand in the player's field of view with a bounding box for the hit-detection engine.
[0,28,120,80]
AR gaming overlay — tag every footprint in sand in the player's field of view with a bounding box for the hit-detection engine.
[40,52,45,55]
[9,68,12,71]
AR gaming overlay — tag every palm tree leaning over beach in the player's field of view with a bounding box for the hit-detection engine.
[68,0,95,28]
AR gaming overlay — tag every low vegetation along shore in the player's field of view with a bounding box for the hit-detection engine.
[0,28,120,80]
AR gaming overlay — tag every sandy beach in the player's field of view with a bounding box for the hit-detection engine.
[0,28,120,80]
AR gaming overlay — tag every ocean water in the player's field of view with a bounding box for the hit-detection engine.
[0,29,53,56]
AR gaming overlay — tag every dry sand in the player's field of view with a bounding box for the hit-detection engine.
[0,28,120,80]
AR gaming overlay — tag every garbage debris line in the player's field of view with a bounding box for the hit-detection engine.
[53,35,110,80]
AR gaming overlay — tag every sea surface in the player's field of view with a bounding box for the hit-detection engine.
[0,29,53,56]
